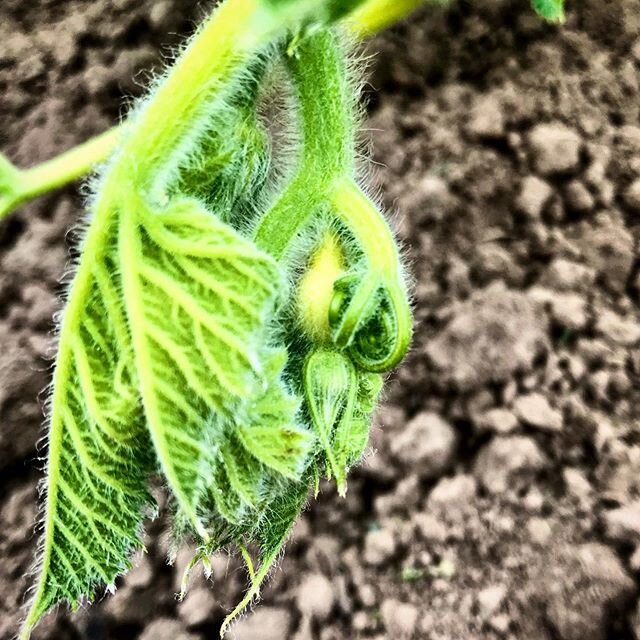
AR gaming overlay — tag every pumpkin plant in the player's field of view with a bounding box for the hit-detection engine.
[0,0,565,637]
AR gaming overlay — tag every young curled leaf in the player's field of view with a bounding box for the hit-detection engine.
[197,348,313,529]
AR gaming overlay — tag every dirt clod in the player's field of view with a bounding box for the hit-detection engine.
[364,528,397,567]
[227,608,292,640]
[474,436,547,494]
[380,599,419,638]
[513,392,563,432]
[296,573,335,622]
[389,411,456,478]
[529,123,582,176]
[426,283,549,390]
[530,543,636,640]
[516,175,554,220]
[139,618,199,640]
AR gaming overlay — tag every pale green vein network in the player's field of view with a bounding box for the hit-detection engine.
[21,205,154,640]
[118,196,283,539]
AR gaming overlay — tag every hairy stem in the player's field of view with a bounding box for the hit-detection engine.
[0,128,119,221]
[254,29,355,259]
[0,0,432,220]
[348,0,429,35]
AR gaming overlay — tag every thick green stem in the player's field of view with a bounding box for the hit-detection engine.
[252,29,411,371]
[254,29,355,259]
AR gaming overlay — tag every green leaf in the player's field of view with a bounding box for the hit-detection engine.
[220,433,265,509]
[220,477,310,636]
[175,104,271,226]
[119,196,283,539]
[531,0,565,22]
[237,424,314,480]
[199,349,312,528]
[333,371,383,472]
[22,216,154,639]
[235,350,313,482]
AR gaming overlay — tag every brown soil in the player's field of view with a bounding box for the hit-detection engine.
[2,1,640,639]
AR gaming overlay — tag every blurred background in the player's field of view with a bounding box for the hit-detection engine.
[1,0,640,638]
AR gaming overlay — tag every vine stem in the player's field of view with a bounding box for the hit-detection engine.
[0,128,119,221]
[348,0,428,35]
[0,0,432,221]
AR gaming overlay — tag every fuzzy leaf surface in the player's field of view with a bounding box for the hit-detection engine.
[202,350,313,528]
[119,196,283,537]
[304,349,357,491]
[22,214,154,639]
[220,475,310,634]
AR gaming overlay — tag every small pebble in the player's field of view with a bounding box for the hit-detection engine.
[516,176,553,219]
[513,393,563,433]
[364,529,397,566]
[529,122,582,175]
[381,599,419,638]
[528,517,553,546]
[477,584,507,617]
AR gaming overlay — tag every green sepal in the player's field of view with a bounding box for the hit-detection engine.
[335,371,383,469]
[304,348,358,493]
[192,349,310,534]
[232,349,313,482]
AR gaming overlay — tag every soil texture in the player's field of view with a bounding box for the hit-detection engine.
[1,1,640,639]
